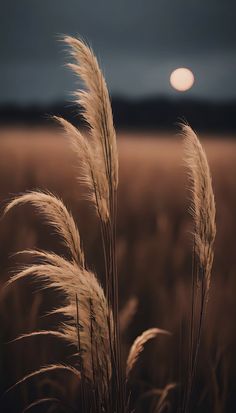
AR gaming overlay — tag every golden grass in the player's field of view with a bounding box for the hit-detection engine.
[126,328,169,378]
[3,38,217,413]
[5,191,84,265]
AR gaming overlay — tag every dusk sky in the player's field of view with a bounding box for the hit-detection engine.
[1,0,236,104]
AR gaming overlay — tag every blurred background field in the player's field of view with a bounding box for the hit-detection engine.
[0,126,236,412]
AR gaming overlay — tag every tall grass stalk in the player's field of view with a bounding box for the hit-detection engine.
[181,124,216,413]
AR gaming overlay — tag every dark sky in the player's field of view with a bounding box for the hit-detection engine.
[1,0,236,104]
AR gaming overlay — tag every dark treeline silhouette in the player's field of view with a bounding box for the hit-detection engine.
[0,97,236,133]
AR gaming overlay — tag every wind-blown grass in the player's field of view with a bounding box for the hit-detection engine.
[2,39,216,413]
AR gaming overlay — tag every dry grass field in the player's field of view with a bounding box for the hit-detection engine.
[0,127,236,412]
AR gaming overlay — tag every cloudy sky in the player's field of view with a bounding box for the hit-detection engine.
[1,0,236,104]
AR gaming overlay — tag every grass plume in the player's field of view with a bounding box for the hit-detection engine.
[181,124,216,412]
[182,124,216,292]
[4,191,84,266]
[126,328,169,378]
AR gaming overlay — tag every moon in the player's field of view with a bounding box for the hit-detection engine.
[170,68,195,92]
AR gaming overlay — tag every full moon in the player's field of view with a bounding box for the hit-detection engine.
[170,68,194,92]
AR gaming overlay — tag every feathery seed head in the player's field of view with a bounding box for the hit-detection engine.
[182,124,216,291]
[126,328,169,378]
[8,251,113,393]
[4,191,84,266]
[64,36,118,216]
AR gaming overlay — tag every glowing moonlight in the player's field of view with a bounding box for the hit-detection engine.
[170,68,194,92]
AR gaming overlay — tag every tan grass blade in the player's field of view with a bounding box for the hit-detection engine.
[182,124,216,293]
[6,364,81,394]
[126,328,170,378]
[54,116,109,221]
[4,191,84,266]
[154,383,176,412]
[23,398,61,413]
[64,36,118,191]
[63,36,118,226]
[22,397,61,413]
[7,252,113,390]
[8,330,67,343]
